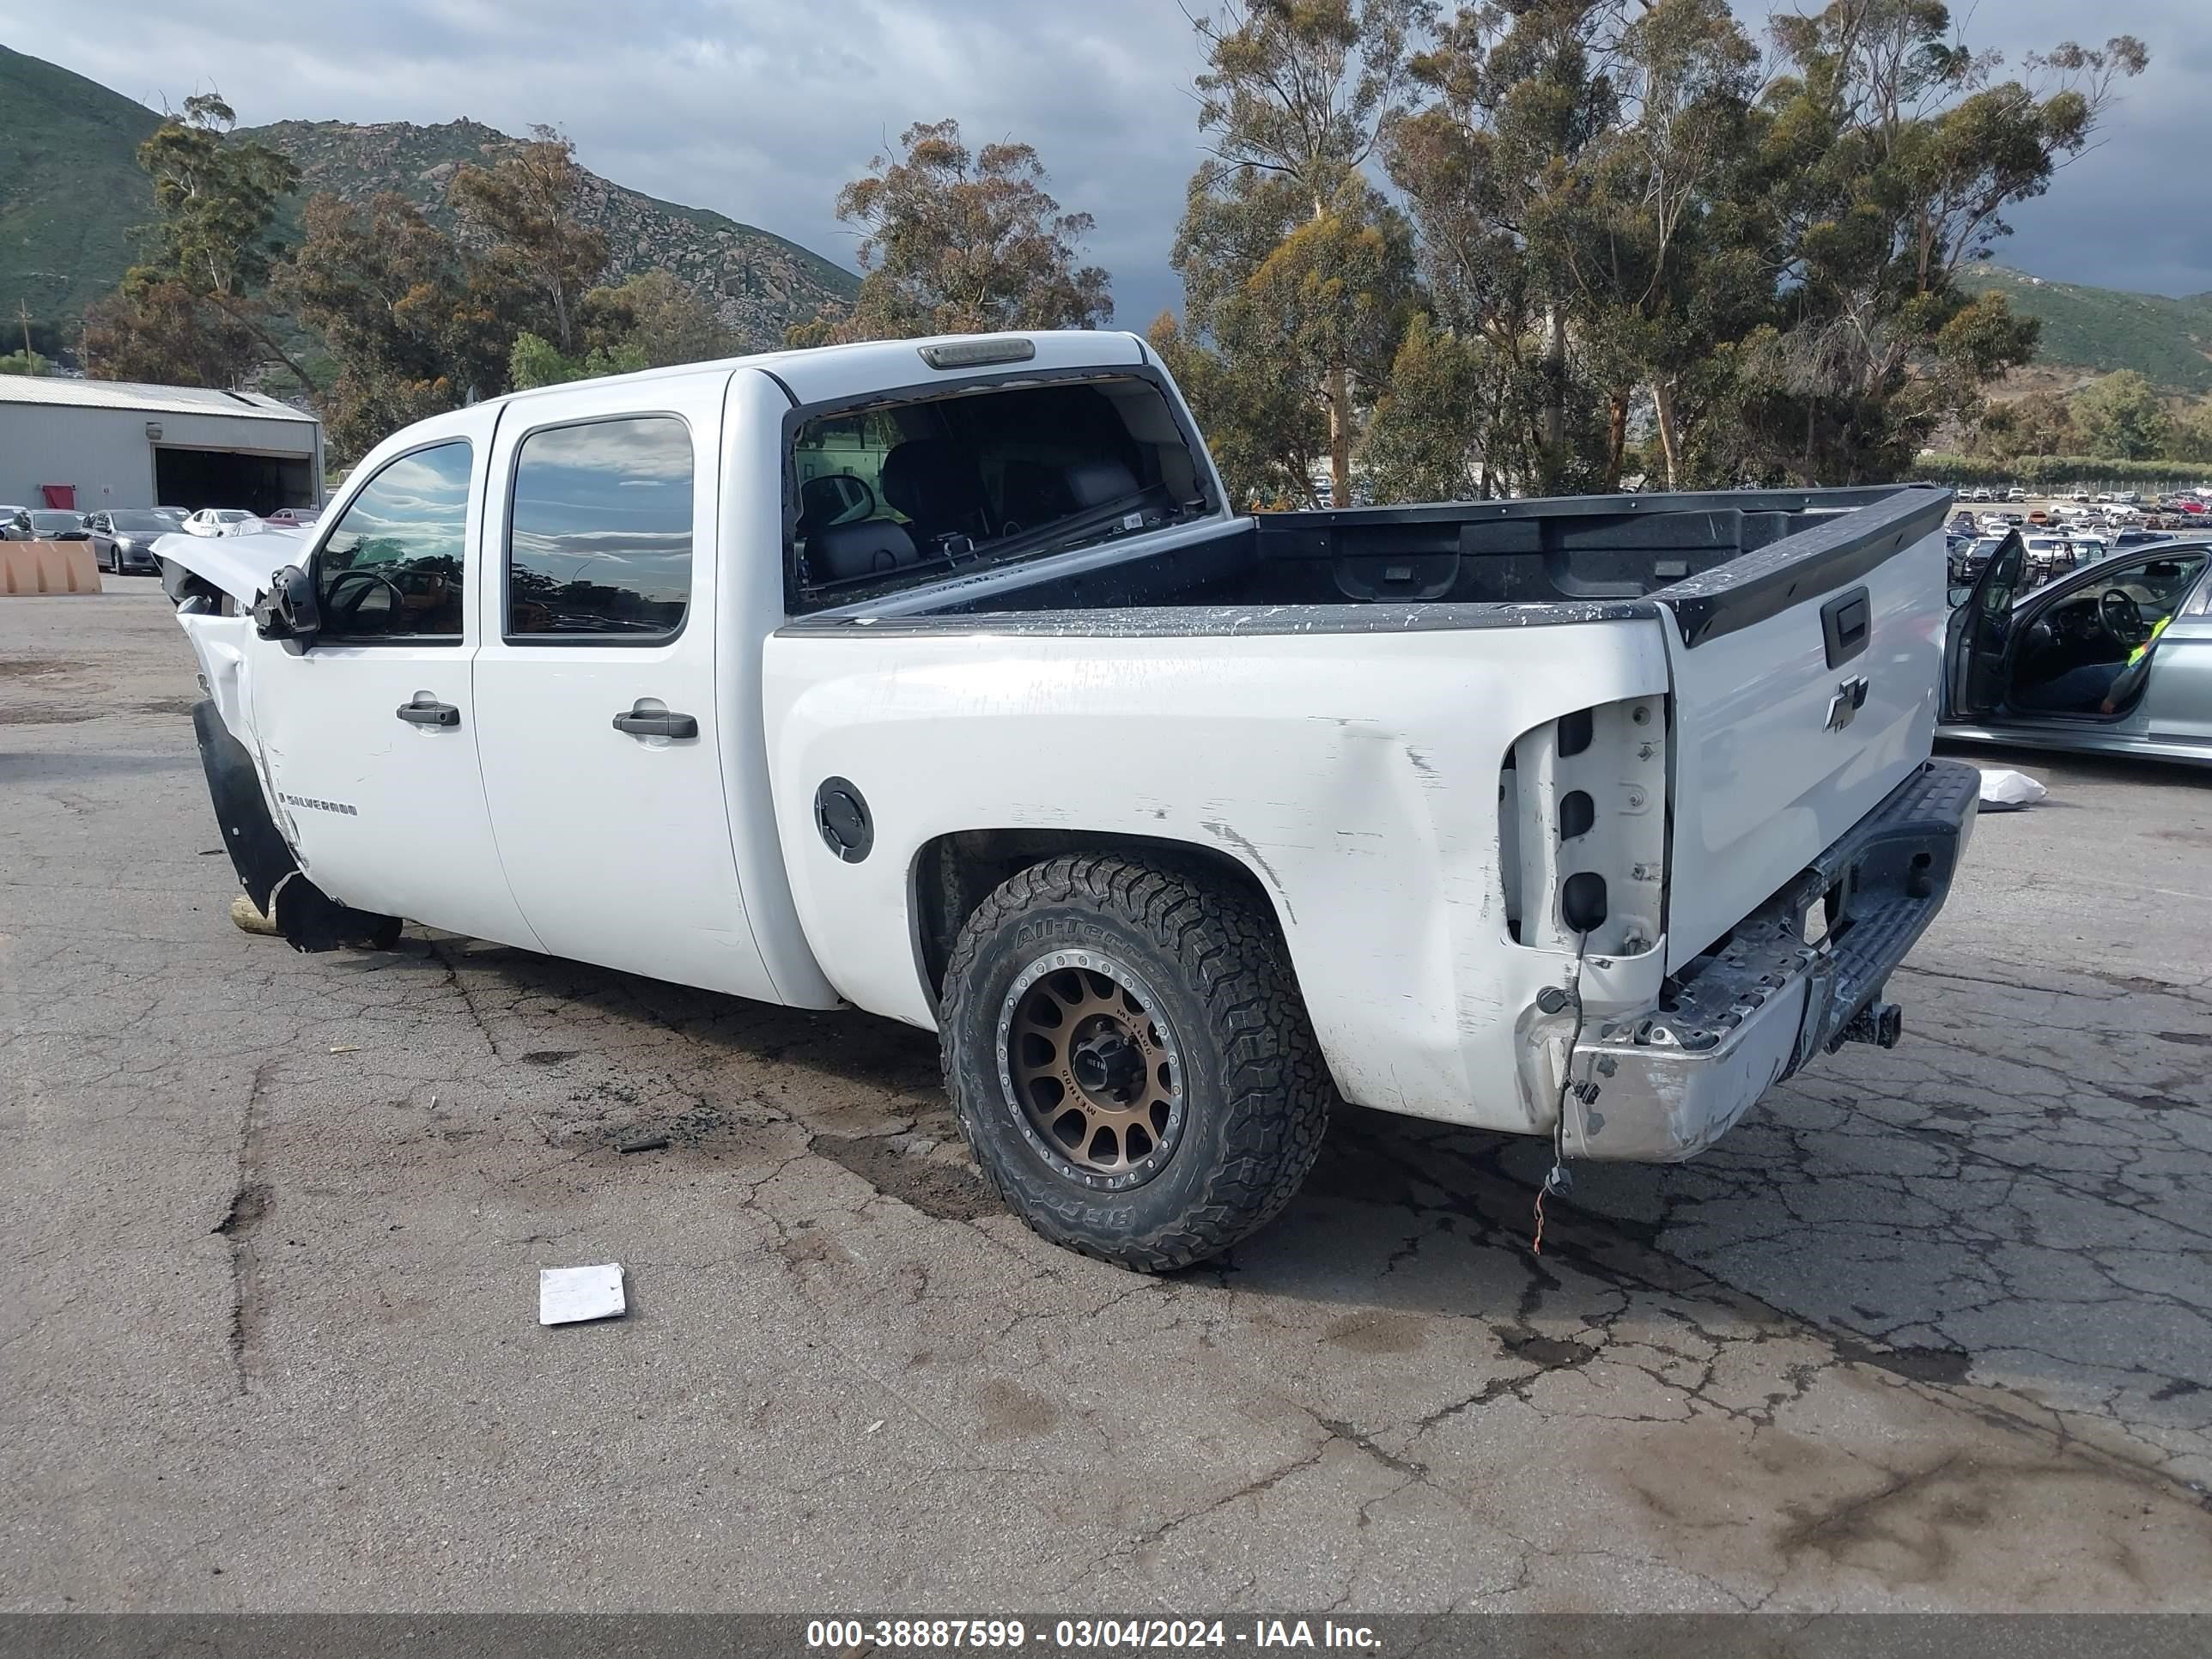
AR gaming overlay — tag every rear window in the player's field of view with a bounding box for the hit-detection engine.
[787,373,1212,611]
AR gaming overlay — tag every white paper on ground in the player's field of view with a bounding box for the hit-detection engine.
[1976,767,2047,810]
[538,1263,626,1325]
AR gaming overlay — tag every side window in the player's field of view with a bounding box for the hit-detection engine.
[507,416,693,640]
[1978,535,2021,617]
[316,441,473,640]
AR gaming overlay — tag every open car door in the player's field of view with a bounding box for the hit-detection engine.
[1942,529,2025,721]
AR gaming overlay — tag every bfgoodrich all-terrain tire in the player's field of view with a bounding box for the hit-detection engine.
[939,854,1331,1271]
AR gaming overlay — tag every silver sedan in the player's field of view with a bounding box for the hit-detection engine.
[1940,535,2212,767]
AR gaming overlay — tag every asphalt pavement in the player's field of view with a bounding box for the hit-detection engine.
[3,580,2210,1613]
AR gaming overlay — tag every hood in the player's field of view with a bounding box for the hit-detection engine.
[154,528,304,605]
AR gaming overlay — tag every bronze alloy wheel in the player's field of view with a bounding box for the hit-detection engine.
[996,950,1186,1190]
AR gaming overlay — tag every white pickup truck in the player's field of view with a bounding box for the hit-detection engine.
[162,330,1978,1270]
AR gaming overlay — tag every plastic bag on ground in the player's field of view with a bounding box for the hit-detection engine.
[1977,768,2046,811]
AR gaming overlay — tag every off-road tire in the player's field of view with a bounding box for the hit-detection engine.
[939,854,1331,1271]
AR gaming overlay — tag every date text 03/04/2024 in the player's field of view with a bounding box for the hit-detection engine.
[802,1620,1382,1650]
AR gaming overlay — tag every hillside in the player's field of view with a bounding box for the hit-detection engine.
[240,118,858,349]
[0,44,161,346]
[1963,263,2212,395]
[0,45,855,357]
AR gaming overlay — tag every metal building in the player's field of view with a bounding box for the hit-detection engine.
[0,375,323,517]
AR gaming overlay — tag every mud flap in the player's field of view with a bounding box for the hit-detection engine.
[192,699,400,952]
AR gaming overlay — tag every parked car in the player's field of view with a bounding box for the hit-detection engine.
[26,509,90,541]
[159,331,1977,1269]
[2005,487,2027,502]
[1952,535,2008,589]
[86,509,185,574]
[1942,533,2211,767]
[0,505,31,541]
[182,508,264,537]
[2023,533,2106,584]
[264,506,325,529]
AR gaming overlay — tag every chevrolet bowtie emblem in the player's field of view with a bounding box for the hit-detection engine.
[1826,676,1870,732]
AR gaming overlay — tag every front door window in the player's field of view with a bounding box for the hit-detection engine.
[316,442,473,641]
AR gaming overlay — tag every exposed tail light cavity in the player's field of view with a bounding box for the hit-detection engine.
[1500,698,1668,957]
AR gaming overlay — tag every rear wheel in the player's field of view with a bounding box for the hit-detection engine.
[939,854,1330,1271]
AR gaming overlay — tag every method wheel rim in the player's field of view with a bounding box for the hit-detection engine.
[997,949,1187,1191]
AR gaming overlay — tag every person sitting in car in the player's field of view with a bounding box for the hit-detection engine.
[2014,557,2201,714]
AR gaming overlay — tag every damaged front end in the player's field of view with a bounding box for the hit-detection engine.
[193,701,400,952]
[170,525,400,953]
[169,533,394,951]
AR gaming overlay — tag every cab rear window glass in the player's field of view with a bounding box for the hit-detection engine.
[507,416,694,641]
[788,373,1210,612]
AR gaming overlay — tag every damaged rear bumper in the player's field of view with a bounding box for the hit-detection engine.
[1565,759,1979,1162]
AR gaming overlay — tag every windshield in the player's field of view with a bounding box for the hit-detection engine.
[29,511,82,532]
[109,512,173,532]
[788,373,1212,611]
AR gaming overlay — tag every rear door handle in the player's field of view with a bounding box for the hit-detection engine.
[397,696,460,727]
[612,708,699,740]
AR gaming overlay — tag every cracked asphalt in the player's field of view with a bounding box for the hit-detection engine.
[3,582,2210,1613]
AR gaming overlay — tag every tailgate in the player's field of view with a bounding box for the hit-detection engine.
[1654,487,1951,970]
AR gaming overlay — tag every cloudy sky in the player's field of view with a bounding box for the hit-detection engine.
[4,0,2207,325]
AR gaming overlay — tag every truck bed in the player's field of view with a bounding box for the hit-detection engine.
[784,481,1954,981]
[799,486,1953,648]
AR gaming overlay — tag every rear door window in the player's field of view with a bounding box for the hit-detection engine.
[506,416,693,641]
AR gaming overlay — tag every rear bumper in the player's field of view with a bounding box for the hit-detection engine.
[1565,759,1979,1162]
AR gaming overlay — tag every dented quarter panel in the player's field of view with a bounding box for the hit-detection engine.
[763,618,1672,1135]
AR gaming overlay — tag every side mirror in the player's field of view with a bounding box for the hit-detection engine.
[253,564,321,653]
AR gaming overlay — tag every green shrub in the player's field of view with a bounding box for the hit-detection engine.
[1917,453,2210,489]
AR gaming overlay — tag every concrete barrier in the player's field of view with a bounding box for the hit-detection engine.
[0,539,103,597]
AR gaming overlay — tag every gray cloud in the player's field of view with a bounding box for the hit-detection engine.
[3,0,2204,327]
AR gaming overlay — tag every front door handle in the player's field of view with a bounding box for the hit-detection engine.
[397,696,460,727]
[612,707,699,740]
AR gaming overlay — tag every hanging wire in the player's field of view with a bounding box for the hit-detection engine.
[1532,929,1592,1255]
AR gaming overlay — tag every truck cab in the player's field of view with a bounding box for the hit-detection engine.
[166,331,1978,1271]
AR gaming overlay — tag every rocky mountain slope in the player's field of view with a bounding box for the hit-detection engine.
[0,44,854,356]
[0,44,162,346]
[240,118,856,349]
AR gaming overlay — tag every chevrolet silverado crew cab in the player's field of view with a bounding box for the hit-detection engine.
[161,330,1978,1270]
